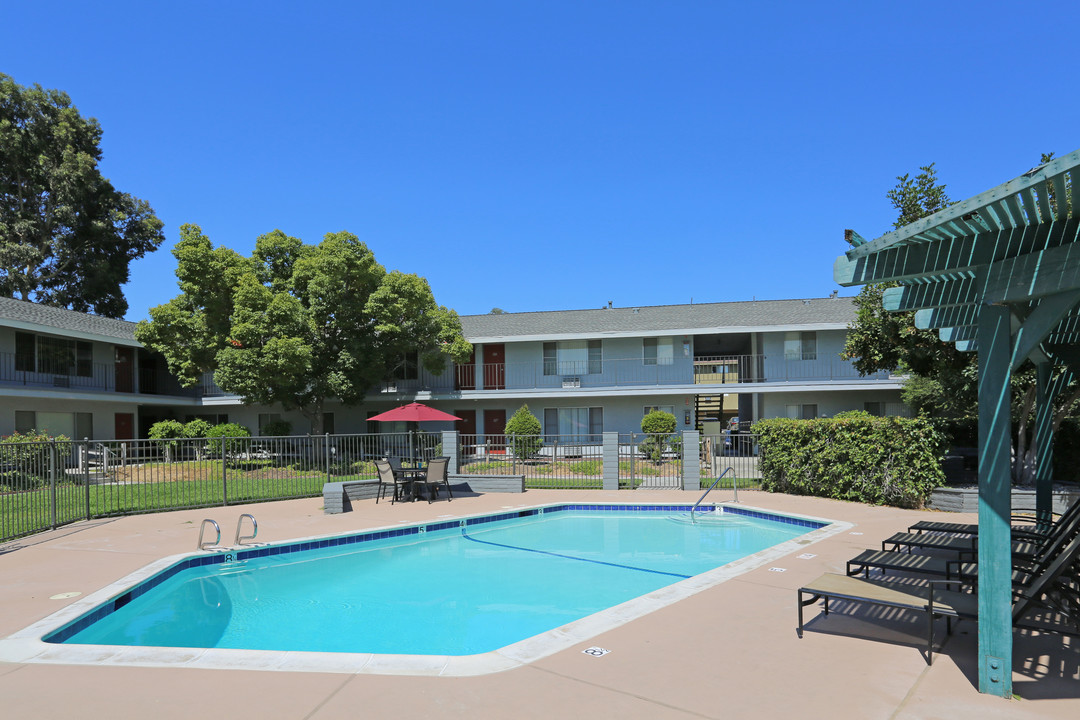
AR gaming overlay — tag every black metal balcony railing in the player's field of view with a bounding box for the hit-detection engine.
[1,349,893,401]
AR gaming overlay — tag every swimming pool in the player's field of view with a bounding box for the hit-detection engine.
[1,503,848,675]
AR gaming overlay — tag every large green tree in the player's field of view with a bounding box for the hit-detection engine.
[135,224,472,434]
[0,73,164,317]
[841,157,1080,481]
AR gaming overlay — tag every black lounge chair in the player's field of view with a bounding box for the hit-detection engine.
[850,501,1080,585]
[907,500,1076,539]
[798,527,1080,664]
[880,531,1039,558]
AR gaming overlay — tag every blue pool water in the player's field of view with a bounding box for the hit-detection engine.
[49,505,821,656]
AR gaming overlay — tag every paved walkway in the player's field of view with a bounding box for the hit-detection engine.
[1,489,1077,719]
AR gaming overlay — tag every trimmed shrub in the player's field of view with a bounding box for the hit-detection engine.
[205,422,251,456]
[753,415,946,508]
[260,419,292,437]
[639,410,677,463]
[183,419,213,438]
[0,430,74,490]
[505,404,543,459]
[148,419,186,462]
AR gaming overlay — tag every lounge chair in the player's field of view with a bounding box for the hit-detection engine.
[880,531,1039,558]
[422,456,452,503]
[907,500,1075,538]
[851,501,1080,584]
[798,527,1080,664]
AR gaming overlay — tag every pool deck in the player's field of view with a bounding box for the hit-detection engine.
[1,489,1077,719]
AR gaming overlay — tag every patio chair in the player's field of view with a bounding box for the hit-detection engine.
[374,459,397,504]
[423,456,452,503]
[797,526,1080,664]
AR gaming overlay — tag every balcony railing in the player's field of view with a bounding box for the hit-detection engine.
[375,354,893,394]
[693,354,892,384]
[0,353,227,398]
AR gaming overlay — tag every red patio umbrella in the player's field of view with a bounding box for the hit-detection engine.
[367,403,461,464]
[367,403,462,423]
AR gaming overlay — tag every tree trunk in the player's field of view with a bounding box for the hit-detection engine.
[1013,385,1036,485]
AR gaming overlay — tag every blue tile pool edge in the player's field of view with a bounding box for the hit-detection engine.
[2,502,850,676]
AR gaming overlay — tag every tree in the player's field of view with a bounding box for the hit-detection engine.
[136,225,473,435]
[639,410,677,463]
[842,156,1080,483]
[0,73,164,317]
[505,404,542,459]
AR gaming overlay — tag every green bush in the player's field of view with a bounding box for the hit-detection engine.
[753,415,946,508]
[148,420,186,462]
[505,404,543,459]
[0,430,74,490]
[639,410,677,463]
[183,419,213,438]
[260,419,292,437]
[205,422,251,456]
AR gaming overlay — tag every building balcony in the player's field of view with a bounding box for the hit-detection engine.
[376,354,892,396]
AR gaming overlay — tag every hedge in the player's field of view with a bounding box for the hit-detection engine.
[753,414,946,508]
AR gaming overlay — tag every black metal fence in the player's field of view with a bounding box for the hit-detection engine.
[0,432,434,544]
[1,430,761,543]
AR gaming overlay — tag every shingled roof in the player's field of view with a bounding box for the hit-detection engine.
[459,296,855,341]
[0,297,140,345]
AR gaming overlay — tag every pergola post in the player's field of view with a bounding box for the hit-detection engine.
[1033,362,1056,532]
[976,303,1013,697]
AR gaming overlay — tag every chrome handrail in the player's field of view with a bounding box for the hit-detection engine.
[690,466,735,524]
[234,513,258,545]
[197,518,221,550]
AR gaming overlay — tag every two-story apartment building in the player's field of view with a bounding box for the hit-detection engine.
[0,295,905,441]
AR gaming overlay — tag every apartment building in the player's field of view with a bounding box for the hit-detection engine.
[0,295,905,441]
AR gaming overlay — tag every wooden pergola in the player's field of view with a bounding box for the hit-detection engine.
[834,149,1080,697]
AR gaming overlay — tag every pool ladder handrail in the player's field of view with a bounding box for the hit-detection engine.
[690,466,736,525]
[235,513,258,545]
[197,518,221,550]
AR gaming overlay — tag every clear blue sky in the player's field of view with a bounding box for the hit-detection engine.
[5,1,1079,321]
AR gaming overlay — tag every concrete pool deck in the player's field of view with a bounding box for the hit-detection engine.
[1,490,1077,719]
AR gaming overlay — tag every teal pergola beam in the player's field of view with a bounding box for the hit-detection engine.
[1010,291,1080,372]
[976,303,1014,696]
[882,278,977,312]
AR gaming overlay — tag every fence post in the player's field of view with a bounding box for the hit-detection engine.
[511,433,517,475]
[681,430,700,491]
[222,437,229,506]
[441,430,459,474]
[49,439,58,530]
[83,438,91,521]
[325,433,331,483]
[602,432,619,490]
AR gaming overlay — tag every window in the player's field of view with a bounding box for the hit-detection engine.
[258,413,283,435]
[643,337,674,366]
[184,413,229,425]
[393,351,419,380]
[864,402,884,417]
[12,411,93,438]
[784,332,817,361]
[543,407,603,442]
[543,340,602,375]
[786,404,818,420]
[15,332,93,377]
[644,405,675,417]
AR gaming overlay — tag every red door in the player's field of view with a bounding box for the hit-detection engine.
[482,344,505,390]
[114,413,134,440]
[484,409,506,454]
[456,409,476,455]
[455,350,476,390]
[115,347,134,393]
